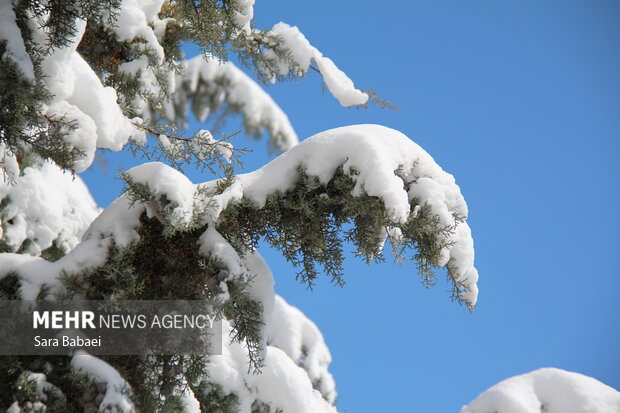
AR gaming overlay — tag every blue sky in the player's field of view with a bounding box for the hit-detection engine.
[82,1,620,412]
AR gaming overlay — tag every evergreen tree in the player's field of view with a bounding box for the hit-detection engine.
[0,1,480,412]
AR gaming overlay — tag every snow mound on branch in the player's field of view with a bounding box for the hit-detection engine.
[203,258,336,412]
[58,292,338,413]
[32,18,145,172]
[166,55,298,151]
[111,0,167,61]
[210,320,337,413]
[232,0,255,34]
[267,23,368,107]
[112,0,179,117]
[267,295,336,404]
[215,124,478,305]
[107,1,296,151]
[460,368,620,413]
[71,351,134,412]
[0,162,99,256]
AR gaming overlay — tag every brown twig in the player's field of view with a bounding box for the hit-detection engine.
[134,123,192,142]
[309,65,321,74]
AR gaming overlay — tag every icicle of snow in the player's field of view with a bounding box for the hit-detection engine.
[0,162,100,256]
[267,295,337,404]
[71,351,134,413]
[460,368,620,413]
[0,0,35,81]
[167,55,299,151]
[268,23,368,107]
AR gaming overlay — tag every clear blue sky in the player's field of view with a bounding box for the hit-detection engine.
[82,1,620,412]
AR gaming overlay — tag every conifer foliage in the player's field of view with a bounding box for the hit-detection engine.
[0,1,479,412]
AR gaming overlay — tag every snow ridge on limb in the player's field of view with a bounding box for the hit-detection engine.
[460,368,620,413]
[165,55,298,151]
[214,124,479,308]
[257,22,369,107]
[0,123,477,333]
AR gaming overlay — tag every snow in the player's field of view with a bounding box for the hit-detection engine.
[110,0,173,115]
[2,0,344,177]
[217,124,479,306]
[20,371,63,407]
[0,2,485,411]
[71,351,134,412]
[167,55,299,151]
[1,124,477,305]
[241,252,276,359]
[195,130,234,163]
[125,161,197,226]
[208,319,338,413]
[0,159,343,411]
[198,226,245,278]
[112,0,167,61]
[232,0,255,34]
[267,295,337,404]
[0,237,109,300]
[232,124,456,223]
[66,52,144,152]
[461,368,620,413]
[0,142,19,183]
[83,197,143,248]
[28,12,145,172]
[0,162,100,256]
[0,0,35,81]
[178,386,201,413]
[268,23,369,107]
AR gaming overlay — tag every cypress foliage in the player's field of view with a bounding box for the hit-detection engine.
[0,2,471,412]
[217,166,463,296]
